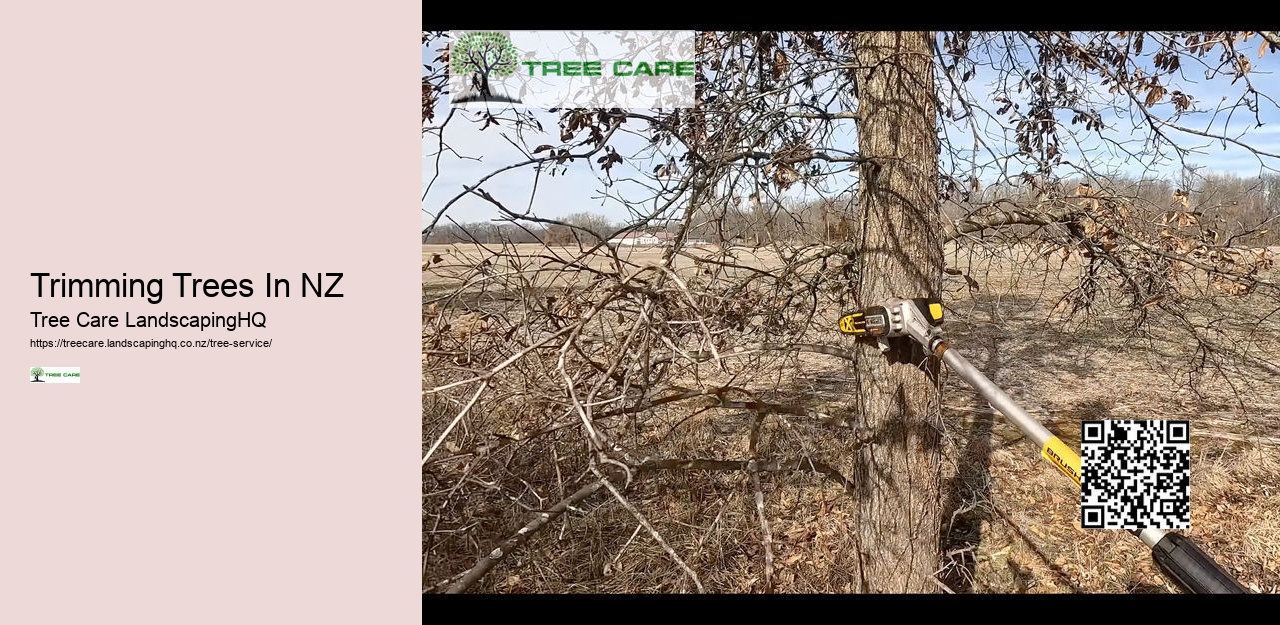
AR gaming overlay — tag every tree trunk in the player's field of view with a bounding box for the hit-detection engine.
[846,31,944,593]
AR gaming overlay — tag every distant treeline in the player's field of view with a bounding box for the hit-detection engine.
[424,173,1280,247]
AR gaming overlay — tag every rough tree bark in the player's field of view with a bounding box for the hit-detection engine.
[846,31,945,593]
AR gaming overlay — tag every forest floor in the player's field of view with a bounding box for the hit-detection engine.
[423,242,1280,594]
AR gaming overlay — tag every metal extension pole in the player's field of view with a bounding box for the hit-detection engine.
[938,346,1053,450]
[837,297,1248,593]
[933,340,1248,594]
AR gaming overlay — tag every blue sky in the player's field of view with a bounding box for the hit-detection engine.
[424,33,1280,230]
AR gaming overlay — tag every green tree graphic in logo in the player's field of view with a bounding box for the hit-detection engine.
[451,31,521,104]
[30,366,45,382]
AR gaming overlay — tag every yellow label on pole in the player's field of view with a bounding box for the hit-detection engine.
[1040,436,1082,488]
[928,302,943,322]
[838,314,862,334]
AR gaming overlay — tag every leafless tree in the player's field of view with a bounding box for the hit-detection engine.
[424,31,1280,594]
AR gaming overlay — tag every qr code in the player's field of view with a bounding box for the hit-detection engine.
[1080,420,1190,530]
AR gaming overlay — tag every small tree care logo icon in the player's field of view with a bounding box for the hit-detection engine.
[29,366,80,383]
[450,31,521,104]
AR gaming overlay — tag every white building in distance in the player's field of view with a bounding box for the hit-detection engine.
[608,231,709,248]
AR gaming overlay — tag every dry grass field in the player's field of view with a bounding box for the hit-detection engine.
[422,243,752,290]
[424,242,1280,594]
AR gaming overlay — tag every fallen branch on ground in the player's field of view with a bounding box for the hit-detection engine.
[443,479,606,594]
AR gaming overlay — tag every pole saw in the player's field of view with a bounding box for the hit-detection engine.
[838,297,1249,594]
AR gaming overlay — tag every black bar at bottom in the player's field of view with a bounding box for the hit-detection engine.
[1151,532,1249,594]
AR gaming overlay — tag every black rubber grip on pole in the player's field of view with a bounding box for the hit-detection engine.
[1151,532,1249,594]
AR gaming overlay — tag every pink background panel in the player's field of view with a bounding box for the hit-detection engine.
[0,3,422,622]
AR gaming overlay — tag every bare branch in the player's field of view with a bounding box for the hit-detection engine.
[442,479,606,594]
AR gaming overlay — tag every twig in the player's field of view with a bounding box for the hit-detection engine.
[751,471,775,593]
[719,398,851,427]
[636,457,859,495]
[681,342,859,363]
[428,569,469,594]
[593,467,705,593]
[931,576,957,594]
[748,412,774,593]
[443,479,605,594]
[423,379,489,466]
[552,432,568,540]
[606,523,645,575]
